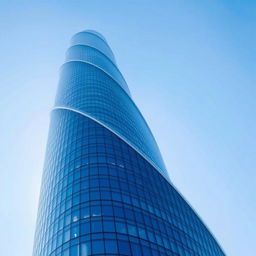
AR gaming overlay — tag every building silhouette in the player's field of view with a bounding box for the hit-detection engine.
[33,30,225,256]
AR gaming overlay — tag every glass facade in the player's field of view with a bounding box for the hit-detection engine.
[33,30,225,256]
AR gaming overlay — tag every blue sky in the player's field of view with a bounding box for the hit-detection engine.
[0,1,255,255]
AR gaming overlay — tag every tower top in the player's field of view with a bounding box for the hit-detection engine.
[70,30,116,64]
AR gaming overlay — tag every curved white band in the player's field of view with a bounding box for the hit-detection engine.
[61,59,130,96]
[52,106,170,182]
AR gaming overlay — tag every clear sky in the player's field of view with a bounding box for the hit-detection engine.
[0,1,255,255]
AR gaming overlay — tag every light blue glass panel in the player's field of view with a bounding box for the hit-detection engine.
[70,31,116,64]
[65,45,130,95]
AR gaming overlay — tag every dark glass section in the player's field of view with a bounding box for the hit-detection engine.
[33,110,224,256]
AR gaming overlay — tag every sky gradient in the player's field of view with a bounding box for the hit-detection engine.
[0,1,255,255]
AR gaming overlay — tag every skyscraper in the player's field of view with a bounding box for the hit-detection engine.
[33,30,225,256]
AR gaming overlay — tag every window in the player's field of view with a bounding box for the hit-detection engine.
[80,243,90,256]
[103,221,115,232]
[70,245,79,256]
[105,240,118,253]
[92,240,104,254]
